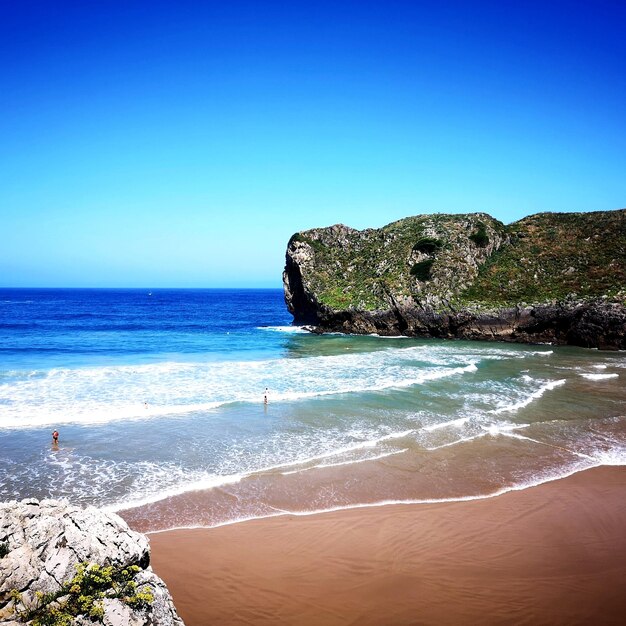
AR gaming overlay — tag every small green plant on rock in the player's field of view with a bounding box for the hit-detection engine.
[289,232,325,253]
[469,223,489,247]
[410,259,434,281]
[412,237,443,254]
[11,562,153,625]
[288,232,306,245]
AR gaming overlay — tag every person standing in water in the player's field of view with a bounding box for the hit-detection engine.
[264,388,268,404]
[52,430,59,445]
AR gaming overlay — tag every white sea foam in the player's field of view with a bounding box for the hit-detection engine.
[281,449,409,475]
[425,433,488,450]
[422,417,471,432]
[592,448,626,465]
[268,429,414,470]
[95,410,626,521]
[482,421,530,436]
[497,431,598,461]
[104,471,247,512]
[64,412,626,523]
[489,379,566,415]
[315,448,409,468]
[257,326,310,333]
[580,373,619,381]
[0,349,480,429]
[148,461,612,534]
[109,428,416,512]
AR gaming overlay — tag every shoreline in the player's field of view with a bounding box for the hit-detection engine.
[149,465,626,625]
[138,462,602,535]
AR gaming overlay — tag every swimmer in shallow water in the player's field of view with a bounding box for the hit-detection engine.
[52,430,59,446]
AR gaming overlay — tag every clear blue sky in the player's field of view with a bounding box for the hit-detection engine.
[1,0,624,287]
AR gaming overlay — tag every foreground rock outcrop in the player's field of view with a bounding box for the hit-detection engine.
[0,499,183,626]
[283,209,626,349]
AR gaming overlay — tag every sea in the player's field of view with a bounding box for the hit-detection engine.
[1,288,625,532]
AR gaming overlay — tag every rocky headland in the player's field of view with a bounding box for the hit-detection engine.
[0,499,183,626]
[283,209,626,349]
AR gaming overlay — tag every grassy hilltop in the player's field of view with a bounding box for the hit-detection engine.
[463,210,626,306]
[286,209,626,313]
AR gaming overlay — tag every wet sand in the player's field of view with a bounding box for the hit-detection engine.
[149,466,626,625]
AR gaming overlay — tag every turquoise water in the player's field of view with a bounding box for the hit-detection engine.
[1,289,625,531]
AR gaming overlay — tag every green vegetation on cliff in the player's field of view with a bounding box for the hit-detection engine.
[287,209,625,312]
[10,563,153,625]
[412,237,443,254]
[460,210,626,306]
[288,213,505,311]
[410,259,435,280]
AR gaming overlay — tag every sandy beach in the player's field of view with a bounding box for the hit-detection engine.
[149,466,626,626]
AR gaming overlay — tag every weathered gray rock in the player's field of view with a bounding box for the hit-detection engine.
[0,499,183,625]
[283,210,626,349]
[301,299,626,349]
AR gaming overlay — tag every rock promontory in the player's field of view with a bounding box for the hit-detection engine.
[283,209,626,349]
[0,499,183,626]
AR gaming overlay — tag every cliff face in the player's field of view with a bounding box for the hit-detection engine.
[0,499,183,626]
[283,209,626,349]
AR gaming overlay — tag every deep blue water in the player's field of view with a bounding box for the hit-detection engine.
[0,288,292,370]
[0,288,624,531]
